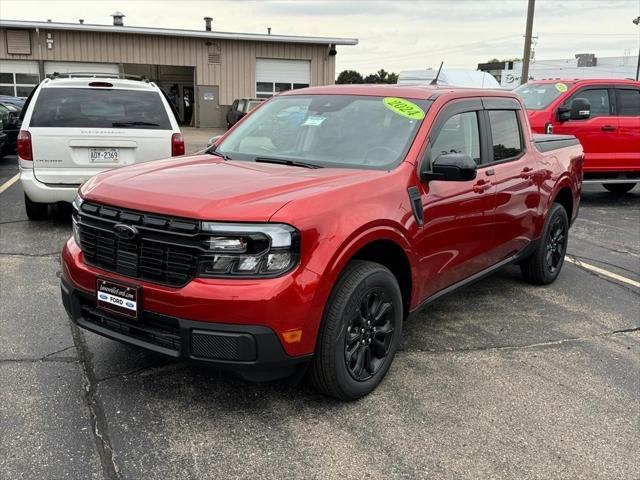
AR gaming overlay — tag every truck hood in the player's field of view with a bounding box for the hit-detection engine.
[80,154,383,221]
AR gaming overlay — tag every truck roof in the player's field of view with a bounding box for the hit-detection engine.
[526,78,639,86]
[282,84,514,100]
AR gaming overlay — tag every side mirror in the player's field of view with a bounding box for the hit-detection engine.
[557,105,571,122]
[569,98,591,120]
[422,153,477,182]
[207,135,222,147]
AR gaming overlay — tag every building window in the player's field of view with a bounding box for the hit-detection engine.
[255,81,310,99]
[0,72,39,97]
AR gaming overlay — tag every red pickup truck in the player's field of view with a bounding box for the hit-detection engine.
[61,86,583,400]
[515,79,640,193]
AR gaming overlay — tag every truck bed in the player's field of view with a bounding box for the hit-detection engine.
[533,134,580,153]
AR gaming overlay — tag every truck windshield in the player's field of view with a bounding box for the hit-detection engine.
[214,95,432,170]
[514,82,573,110]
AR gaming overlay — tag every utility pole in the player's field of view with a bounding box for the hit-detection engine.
[521,0,536,85]
[633,16,639,81]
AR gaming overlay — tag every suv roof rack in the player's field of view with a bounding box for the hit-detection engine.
[46,72,150,82]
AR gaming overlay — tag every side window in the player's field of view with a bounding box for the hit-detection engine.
[431,111,481,164]
[237,100,246,112]
[616,88,640,116]
[488,110,523,162]
[231,100,239,112]
[568,89,610,117]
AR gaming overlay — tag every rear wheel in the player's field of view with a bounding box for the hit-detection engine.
[603,183,636,194]
[24,193,49,221]
[309,261,402,400]
[520,203,569,285]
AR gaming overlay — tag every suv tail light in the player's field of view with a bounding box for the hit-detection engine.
[17,130,33,161]
[171,132,185,157]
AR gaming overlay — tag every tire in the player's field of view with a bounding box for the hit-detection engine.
[308,260,403,401]
[24,193,49,221]
[520,203,569,285]
[603,183,636,194]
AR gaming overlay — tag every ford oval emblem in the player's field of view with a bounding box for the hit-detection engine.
[113,223,138,240]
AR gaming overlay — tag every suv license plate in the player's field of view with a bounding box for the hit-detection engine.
[96,278,140,319]
[89,148,119,163]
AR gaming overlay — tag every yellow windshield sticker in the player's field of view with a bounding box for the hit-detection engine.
[555,82,568,93]
[383,97,425,120]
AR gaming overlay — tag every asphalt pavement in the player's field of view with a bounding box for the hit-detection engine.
[1,149,638,480]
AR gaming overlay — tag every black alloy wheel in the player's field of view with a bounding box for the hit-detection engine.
[308,260,403,400]
[545,215,567,274]
[344,289,395,382]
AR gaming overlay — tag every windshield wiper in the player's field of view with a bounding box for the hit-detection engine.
[208,146,232,161]
[254,157,323,169]
[112,121,160,127]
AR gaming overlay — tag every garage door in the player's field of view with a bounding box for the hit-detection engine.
[44,61,119,77]
[255,59,310,98]
[0,60,40,97]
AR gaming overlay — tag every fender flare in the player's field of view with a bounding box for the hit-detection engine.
[306,223,418,348]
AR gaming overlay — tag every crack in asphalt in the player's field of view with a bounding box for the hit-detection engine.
[0,345,78,363]
[0,356,78,364]
[0,252,60,257]
[68,322,121,480]
[399,327,640,355]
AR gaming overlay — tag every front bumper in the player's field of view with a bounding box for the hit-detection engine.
[61,278,311,381]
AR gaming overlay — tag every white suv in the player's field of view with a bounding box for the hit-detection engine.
[18,76,184,220]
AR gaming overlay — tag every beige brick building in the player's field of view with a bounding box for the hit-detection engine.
[0,15,357,127]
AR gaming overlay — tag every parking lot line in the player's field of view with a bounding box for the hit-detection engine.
[566,255,640,289]
[0,173,20,195]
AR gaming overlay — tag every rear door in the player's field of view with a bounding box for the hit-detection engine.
[553,86,618,173]
[482,99,540,262]
[26,85,175,186]
[614,85,640,172]
[415,99,497,299]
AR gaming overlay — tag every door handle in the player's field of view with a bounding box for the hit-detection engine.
[473,179,492,193]
[520,166,534,179]
[601,125,616,132]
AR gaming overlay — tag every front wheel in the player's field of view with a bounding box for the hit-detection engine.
[308,260,403,400]
[520,203,569,285]
[603,183,636,194]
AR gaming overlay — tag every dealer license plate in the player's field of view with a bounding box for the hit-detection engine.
[96,278,140,319]
[89,148,119,163]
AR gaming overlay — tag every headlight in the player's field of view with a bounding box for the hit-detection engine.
[198,222,299,277]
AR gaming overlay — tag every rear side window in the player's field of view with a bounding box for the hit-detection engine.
[567,89,610,117]
[488,110,523,161]
[29,88,172,129]
[616,88,640,116]
[431,111,481,164]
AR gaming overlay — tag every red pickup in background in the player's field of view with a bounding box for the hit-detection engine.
[515,78,640,194]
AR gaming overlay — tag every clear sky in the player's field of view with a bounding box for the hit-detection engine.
[1,0,638,76]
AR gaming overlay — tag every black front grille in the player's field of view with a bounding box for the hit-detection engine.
[76,202,202,287]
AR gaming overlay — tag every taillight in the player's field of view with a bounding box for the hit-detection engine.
[17,130,33,161]
[171,132,185,157]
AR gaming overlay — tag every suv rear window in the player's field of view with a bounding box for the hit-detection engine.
[29,87,172,129]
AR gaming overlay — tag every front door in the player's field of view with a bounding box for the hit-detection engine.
[614,86,640,172]
[553,87,618,174]
[414,101,497,301]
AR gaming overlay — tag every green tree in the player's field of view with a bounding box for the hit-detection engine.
[336,70,364,84]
